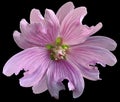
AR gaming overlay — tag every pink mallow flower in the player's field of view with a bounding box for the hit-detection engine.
[3,2,117,99]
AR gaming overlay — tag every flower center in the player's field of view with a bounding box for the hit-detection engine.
[46,37,69,60]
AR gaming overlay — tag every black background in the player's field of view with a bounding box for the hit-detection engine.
[0,0,120,102]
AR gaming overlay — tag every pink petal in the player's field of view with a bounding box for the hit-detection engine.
[82,36,117,51]
[61,24,91,45]
[67,54,101,81]
[20,19,52,46]
[56,2,74,24]
[13,30,35,49]
[70,45,117,67]
[30,9,44,24]
[60,7,87,33]
[3,47,50,76]
[44,9,60,41]
[20,61,49,87]
[20,19,28,32]
[47,60,84,99]
[79,66,101,80]
[60,7,88,45]
[89,22,103,35]
[32,75,47,94]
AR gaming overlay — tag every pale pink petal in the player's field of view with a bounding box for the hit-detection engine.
[20,19,53,46]
[61,25,91,45]
[20,19,50,46]
[67,54,101,81]
[70,45,117,67]
[82,36,117,51]
[13,30,35,49]
[79,66,101,80]
[56,2,74,24]
[30,8,44,24]
[84,22,103,36]
[20,61,49,87]
[44,9,60,41]
[20,19,28,32]
[67,44,117,80]
[60,7,88,45]
[60,7,87,34]
[47,60,84,99]
[32,75,47,94]
[60,22,102,45]
[3,47,50,76]
[89,22,103,35]
[19,19,29,37]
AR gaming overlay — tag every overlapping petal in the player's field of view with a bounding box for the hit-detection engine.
[60,22,102,45]
[59,6,103,45]
[60,7,87,35]
[44,9,60,41]
[20,19,52,46]
[32,75,47,94]
[15,9,60,48]
[30,9,44,24]
[20,62,48,87]
[88,22,102,35]
[3,47,50,76]
[56,2,74,24]
[67,54,100,81]
[13,30,35,49]
[67,44,117,80]
[60,7,88,45]
[82,36,117,51]
[47,60,84,99]
[19,19,45,46]
[70,45,117,67]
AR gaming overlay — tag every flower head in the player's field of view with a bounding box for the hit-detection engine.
[3,2,117,99]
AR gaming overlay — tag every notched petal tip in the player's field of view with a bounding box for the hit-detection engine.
[30,8,39,13]
[13,30,20,37]
[65,1,74,6]
[45,8,50,13]
[91,22,103,35]
[20,19,28,30]
[44,8,58,21]
[96,22,103,29]
[20,19,28,25]
[13,30,22,48]
[30,8,40,17]
[30,8,44,23]
[78,6,87,13]
[45,8,55,17]
[77,6,87,23]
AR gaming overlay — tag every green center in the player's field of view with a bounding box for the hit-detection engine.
[46,37,69,60]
